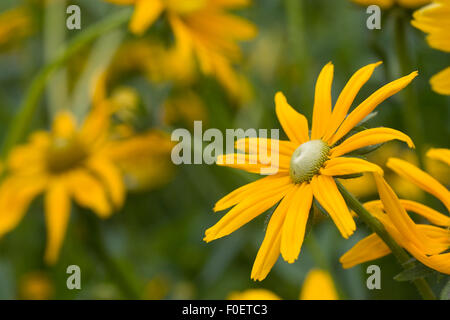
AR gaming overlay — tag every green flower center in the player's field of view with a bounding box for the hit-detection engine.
[46,137,88,173]
[289,139,330,184]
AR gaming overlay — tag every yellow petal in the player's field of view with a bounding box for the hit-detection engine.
[228,289,281,300]
[311,62,334,140]
[67,170,112,218]
[129,0,164,35]
[274,92,309,144]
[330,72,418,145]
[204,183,293,242]
[44,180,70,265]
[321,157,383,176]
[427,148,450,166]
[87,157,125,209]
[280,183,313,263]
[331,127,414,157]
[235,137,296,158]
[430,67,450,96]
[324,62,382,143]
[387,158,450,211]
[299,269,339,300]
[216,153,290,175]
[373,173,437,255]
[311,175,356,238]
[251,187,297,281]
[339,233,391,269]
[399,199,450,227]
[403,243,450,275]
[52,111,77,138]
[214,174,291,212]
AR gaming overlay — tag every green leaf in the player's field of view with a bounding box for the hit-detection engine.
[394,263,436,282]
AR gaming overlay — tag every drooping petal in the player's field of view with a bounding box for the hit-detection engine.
[373,173,438,255]
[426,148,450,166]
[387,158,450,211]
[311,175,356,238]
[299,269,339,300]
[67,170,112,218]
[129,0,164,35]
[321,157,383,176]
[86,156,125,209]
[204,183,294,242]
[331,128,414,157]
[274,92,309,144]
[323,62,382,142]
[214,174,291,212]
[398,199,450,227]
[52,111,77,138]
[250,187,297,281]
[403,243,450,275]
[339,233,391,269]
[280,183,313,263]
[329,72,418,145]
[311,62,334,140]
[44,180,71,265]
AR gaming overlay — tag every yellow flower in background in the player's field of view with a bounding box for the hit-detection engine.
[0,108,125,264]
[299,269,339,300]
[228,269,338,300]
[18,271,53,300]
[162,90,208,129]
[0,6,33,49]
[351,0,431,9]
[206,62,417,281]
[340,158,450,274]
[412,0,450,95]
[105,0,257,100]
[228,288,281,300]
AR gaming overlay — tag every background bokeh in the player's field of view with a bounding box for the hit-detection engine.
[0,0,448,299]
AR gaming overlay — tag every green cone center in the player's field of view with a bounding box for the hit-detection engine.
[289,140,330,184]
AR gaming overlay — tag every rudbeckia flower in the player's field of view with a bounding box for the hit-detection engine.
[340,155,450,275]
[228,268,338,300]
[412,0,450,95]
[105,0,257,99]
[351,0,431,9]
[205,62,418,281]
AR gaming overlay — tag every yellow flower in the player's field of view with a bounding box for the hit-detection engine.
[0,6,33,49]
[351,0,431,9]
[228,268,338,300]
[0,108,125,265]
[228,289,281,300]
[163,90,208,129]
[18,271,53,300]
[412,0,450,95]
[206,62,417,281]
[299,269,339,300]
[340,157,450,275]
[105,0,257,99]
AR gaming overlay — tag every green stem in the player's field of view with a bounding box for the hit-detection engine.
[0,8,132,158]
[83,212,141,299]
[393,9,425,168]
[336,180,436,300]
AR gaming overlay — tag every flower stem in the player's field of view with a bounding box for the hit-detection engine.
[336,180,436,300]
[0,8,132,158]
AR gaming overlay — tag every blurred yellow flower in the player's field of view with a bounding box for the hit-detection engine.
[351,0,431,9]
[228,269,338,300]
[206,62,417,281]
[18,271,53,300]
[0,108,125,264]
[412,0,450,95]
[0,6,33,49]
[299,269,339,300]
[162,90,208,129]
[340,159,450,274]
[105,0,257,100]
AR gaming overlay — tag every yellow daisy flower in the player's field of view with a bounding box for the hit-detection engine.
[105,0,257,99]
[228,268,338,300]
[205,62,417,281]
[340,157,450,275]
[351,0,431,9]
[0,6,33,49]
[412,0,450,95]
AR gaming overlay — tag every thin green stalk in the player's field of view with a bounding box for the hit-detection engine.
[393,9,425,168]
[336,180,436,300]
[0,8,132,158]
[83,211,141,299]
